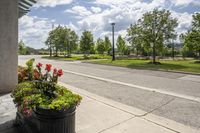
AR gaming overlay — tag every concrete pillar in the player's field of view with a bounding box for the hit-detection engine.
[0,0,18,94]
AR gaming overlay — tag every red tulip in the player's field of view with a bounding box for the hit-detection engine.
[45,64,52,72]
[57,69,63,77]
[36,63,43,68]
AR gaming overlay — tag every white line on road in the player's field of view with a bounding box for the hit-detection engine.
[63,69,200,103]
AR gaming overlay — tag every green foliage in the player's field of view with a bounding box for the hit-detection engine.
[42,54,111,61]
[116,35,126,55]
[182,13,200,60]
[91,59,200,74]
[11,82,39,106]
[18,59,35,83]
[45,26,78,57]
[104,36,112,55]
[18,40,27,55]
[26,58,35,80]
[80,30,94,57]
[96,38,105,54]
[127,9,178,63]
[12,82,82,115]
[18,66,28,83]
[13,60,82,117]
[124,46,131,56]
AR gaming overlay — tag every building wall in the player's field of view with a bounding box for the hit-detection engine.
[0,0,18,94]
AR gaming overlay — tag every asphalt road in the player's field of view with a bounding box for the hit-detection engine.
[18,55,200,129]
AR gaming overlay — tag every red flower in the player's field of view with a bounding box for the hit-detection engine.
[23,108,32,117]
[36,63,43,69]
[45,64,52,72]
[57,69,63,77]
[53,68,57,76]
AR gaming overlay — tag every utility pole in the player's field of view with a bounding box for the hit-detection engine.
[111,23,115,61]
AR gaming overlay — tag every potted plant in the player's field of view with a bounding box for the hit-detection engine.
[12,59,82,133]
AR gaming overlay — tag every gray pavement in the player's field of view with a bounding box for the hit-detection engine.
[18,55,200,129]
[1,83,199,133]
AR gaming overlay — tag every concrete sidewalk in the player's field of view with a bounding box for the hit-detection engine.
[59,82,200,133]
[0,82,199,133]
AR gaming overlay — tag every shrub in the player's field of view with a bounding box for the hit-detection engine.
[12,60,82,117]
[12,82,82,116]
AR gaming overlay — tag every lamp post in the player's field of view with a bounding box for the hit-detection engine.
[111,22,115,61]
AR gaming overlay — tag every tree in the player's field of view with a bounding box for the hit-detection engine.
[182,13,200,60]
[140,9,178,64]
[62,28,78,57]
[104,36,111,55]
[45,26,78,57]
[80,30,94,57]
[127,23,144,56]
[18,40,27,55]
[116,35,126,55]
[96,38,105,55]
[45,26,63,57]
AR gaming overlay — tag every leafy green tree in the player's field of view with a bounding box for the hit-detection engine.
[104,36,112,55]
[182,13,200,60]
[80,30,94,57]
[18,40,27,55]
[46,26,78,57]
[96,38,105,55]
[124,45,131,56]
[116,35,126,55]
[127,23,144,56]
[45,26,63,57]
[62,28,78,57]
[140,9,178,63]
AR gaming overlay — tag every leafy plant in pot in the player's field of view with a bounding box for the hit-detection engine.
[12,60,82,133]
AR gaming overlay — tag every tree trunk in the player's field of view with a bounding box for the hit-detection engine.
[152,43,156,64]
[50,45,52,57]
[172,43,174,60]
[55,48,58,57]
[67,49,71,58]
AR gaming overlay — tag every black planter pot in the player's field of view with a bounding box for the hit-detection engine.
[34,106,76,133]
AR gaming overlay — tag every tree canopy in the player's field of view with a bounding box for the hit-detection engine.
[80,30,94,57]
[182,13,200,60]
[116,35,126,55]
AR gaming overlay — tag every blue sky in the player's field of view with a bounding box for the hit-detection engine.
[19,0,200,49]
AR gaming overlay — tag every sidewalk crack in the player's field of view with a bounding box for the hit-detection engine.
[98,116,135,133]
[139,98,175,117]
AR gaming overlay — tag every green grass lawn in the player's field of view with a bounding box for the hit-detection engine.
[42,54,111,61]
[90,59,200,74]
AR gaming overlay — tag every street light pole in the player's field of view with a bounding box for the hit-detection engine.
[111,23,115,61]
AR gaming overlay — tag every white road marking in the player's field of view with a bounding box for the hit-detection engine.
[63,70,200,103]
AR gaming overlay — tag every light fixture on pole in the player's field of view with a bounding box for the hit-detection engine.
[111,22,115,61]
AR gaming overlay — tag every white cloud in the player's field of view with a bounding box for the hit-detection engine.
[65,6,92,17]
[35,0,73,7]
[19,16,53,48]
[91,7,102,13]
[77,0,168,39]
[171,0,200,6]
[22,0,198,48]
[73,0,195,44]
[172,12,193,34]
[19,15,79,49]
